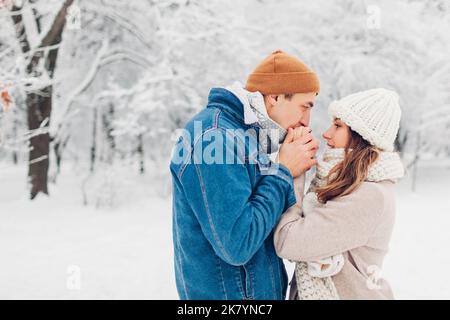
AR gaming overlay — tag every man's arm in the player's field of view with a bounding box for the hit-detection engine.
[180,128,296,266]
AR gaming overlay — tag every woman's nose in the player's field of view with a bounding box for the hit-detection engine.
[323,126,334,140]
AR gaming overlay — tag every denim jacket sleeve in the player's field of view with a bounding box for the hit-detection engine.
[179,128,296,266]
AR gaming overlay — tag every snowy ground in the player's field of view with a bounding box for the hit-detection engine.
[383,160,450,299]
[0,163,177,300]
[1,160,449,299]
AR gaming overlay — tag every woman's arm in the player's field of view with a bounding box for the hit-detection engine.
[274,182,385,262]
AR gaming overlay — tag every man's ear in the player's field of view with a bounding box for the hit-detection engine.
[266,95,279,107]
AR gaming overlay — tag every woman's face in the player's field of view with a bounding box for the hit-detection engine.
[322,118,351,148]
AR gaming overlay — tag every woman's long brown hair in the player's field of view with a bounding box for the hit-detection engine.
[316,130,379,203]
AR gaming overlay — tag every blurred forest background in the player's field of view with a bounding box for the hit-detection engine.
[1,0,449,203]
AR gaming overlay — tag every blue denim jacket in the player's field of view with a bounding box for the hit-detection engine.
[170,88,296,300]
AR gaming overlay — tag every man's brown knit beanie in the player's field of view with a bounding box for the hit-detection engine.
[245,50,320,95]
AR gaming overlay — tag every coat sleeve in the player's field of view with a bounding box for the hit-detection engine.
[274,183,385,262]
[181,128,297,266]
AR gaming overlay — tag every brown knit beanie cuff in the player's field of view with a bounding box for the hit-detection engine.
[246,72,320,95]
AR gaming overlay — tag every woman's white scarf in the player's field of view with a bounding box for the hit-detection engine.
[311,147,405,191]
[295,147,404,300]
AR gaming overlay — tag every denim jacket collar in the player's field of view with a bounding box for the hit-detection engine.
[207,87,258,128]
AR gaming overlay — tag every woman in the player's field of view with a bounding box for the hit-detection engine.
[274,88,405,300]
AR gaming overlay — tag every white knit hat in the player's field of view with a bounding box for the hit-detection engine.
[328,88,401,152]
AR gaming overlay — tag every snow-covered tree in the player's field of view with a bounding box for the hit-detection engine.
[1,0,449,203]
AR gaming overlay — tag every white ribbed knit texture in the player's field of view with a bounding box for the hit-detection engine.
[328,88,401,152]
[295,261,340,300]
[311,148,405,189]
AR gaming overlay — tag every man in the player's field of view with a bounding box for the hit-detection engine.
[170,50,320,299]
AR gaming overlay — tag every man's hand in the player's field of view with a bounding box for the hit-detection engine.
[278,127,319,178]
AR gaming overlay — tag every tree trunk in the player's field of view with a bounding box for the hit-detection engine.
[103,103,116,162]
[52,134,69,178]
[11,0,75,199]
[12,110,19,165]
[394,127,407,154]
[27,88,52,199]
[137,134,145,174]
[90,107,97,172]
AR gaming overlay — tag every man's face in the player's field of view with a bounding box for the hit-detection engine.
[265,92,317,130]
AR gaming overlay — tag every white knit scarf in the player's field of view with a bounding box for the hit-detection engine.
[226,81,287,157]
[310,147,405,191]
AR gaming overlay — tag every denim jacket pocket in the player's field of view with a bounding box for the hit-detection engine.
[242,264,254,300]
[254,151,281,177]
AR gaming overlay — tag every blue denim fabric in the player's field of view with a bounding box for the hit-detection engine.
[170,88,296,300]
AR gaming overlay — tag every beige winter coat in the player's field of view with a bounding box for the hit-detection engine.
[274,180,396,300]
